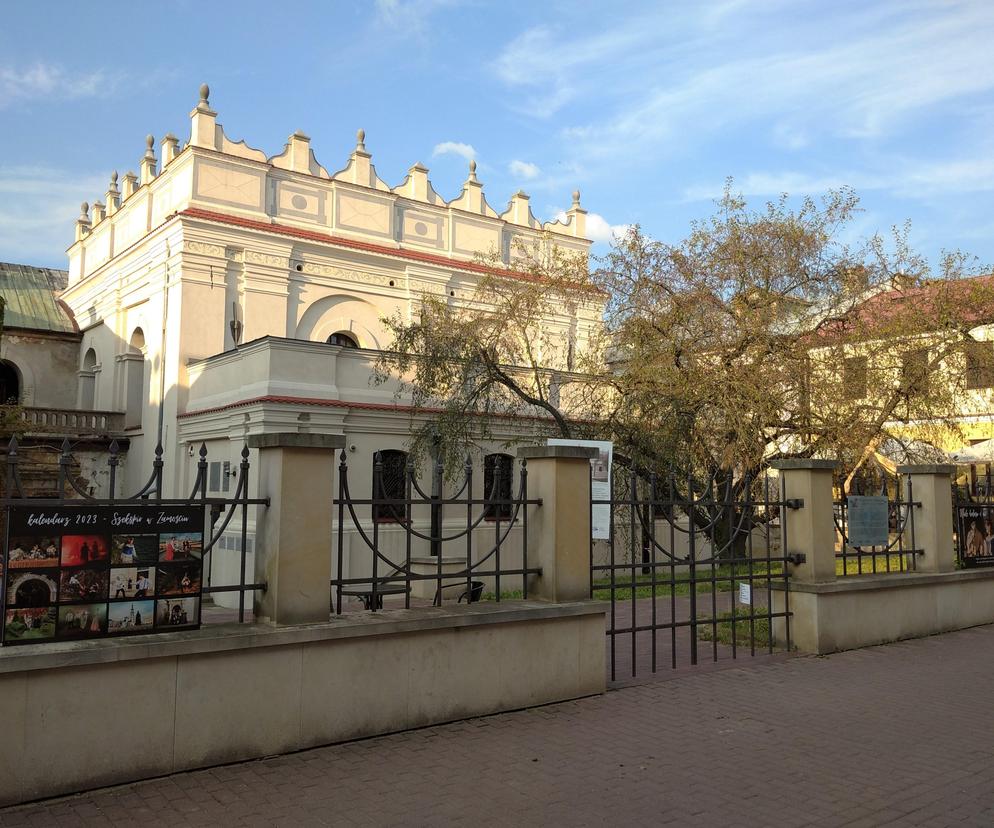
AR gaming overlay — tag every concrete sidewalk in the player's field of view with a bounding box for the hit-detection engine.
[4,625,994,826]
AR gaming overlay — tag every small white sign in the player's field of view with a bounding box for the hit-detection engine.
[739,582,752,605]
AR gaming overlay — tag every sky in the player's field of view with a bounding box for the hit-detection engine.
[1,0,992,270]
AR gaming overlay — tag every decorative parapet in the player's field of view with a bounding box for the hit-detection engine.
[67,84,593,285]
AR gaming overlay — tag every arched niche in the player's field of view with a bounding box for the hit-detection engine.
[124,328,146,429]
[0,360,21,405]
[295,295,382,349]
[79,347,98,410]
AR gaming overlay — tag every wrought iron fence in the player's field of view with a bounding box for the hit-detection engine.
[332,450,542,613]
[833,476,921,576]
[1,436,268,624]
[591,467,799,681]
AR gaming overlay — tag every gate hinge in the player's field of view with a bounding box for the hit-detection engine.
[785,553,806,565]
[784,498,804,510]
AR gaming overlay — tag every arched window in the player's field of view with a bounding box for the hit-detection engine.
[373,450,409,523]
[327,332,359,348]
[484,453,514,520]
[79,348,97,410]
[124,328,146,429]
[0,361,20,404]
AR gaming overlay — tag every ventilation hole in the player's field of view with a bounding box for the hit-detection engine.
[389,280,395,287]
[295,264,303,272]
[449,290,455,297]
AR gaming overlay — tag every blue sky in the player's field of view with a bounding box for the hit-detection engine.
[1,0,992,271]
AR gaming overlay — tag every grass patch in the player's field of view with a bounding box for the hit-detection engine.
[481,589,524,601]
[836,553,912,576]
[592,562,784,601]
[696,611,775,649]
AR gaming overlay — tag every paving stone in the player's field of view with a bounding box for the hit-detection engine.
[6,625,994,825]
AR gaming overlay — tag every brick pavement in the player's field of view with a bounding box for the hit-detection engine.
[5,625,994,826]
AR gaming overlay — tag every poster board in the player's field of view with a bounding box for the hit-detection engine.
[1,504,204,645]
[957,504,994,568]
[546,439,613,539]
[845,495,890,547]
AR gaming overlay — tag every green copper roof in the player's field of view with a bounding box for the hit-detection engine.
[0,262,76,334]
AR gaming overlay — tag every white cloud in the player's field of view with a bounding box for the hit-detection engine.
[492,3,994,156]
[585,212,631,244]
[432,141,476,161]
[0,166,105,265]
[508,160,540,180]
[0,63,111,109]
[682,156,994,203]
[374,0,462,32]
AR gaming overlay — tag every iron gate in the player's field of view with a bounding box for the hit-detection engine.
[591,466,798,681]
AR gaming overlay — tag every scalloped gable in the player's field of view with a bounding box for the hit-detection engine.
[500,191,542,230]
[331,129,391,191]
[392,162,447,206]
[448,160,498,218]
[269,131,331,178]
[188,84,268,162]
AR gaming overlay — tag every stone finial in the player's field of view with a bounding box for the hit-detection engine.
[356,128,366,152]
[75,202,91,242]
[140,135,158,184]
[91,200,106,224]
[189,83,218,148]
[162,132,180,166]
[105,170,121,215]
[565,187,587,238]
[451,158,489,214]
[122,171,138,199]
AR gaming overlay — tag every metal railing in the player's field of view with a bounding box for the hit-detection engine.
[332,451,542,613]
[834,477,922,575]
[1,436,269,626]
[591,467,798,681]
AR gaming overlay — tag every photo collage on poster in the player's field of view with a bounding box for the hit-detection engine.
[1,505,204,645]
[957,505,994,568]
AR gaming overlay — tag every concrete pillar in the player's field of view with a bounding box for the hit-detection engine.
[897,464,956,573]
[248,433,345,625]
[770,459,838,583]
[516,445,598,602]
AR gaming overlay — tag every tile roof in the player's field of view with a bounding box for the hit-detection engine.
[0,262,77,334]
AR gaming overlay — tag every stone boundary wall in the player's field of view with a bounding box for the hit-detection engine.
[772,569,994,654]
[0,601,605,807]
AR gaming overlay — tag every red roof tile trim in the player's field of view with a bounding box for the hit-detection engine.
[179,207,605,294]
[177,394,557,423]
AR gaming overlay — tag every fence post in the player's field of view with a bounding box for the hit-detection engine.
[896,464,956,573]
[769,459,838,583]
[247,432,346,625]
[516,445,598,602]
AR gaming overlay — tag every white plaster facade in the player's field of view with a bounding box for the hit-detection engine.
[58,85,603,602]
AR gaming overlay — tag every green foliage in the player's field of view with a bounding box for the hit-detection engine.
[378,181,992,486]
[592,562,784,600]
[697,610,776,650]
[374,242,608,470]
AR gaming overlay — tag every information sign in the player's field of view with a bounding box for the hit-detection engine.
[846,495,890,547]
[1,504,204,645]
